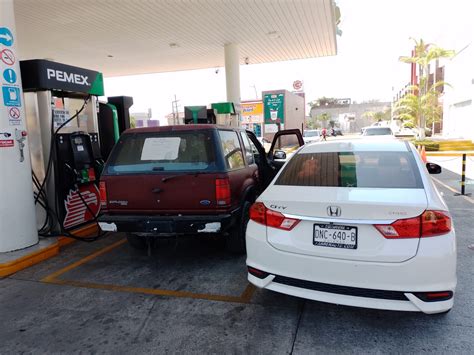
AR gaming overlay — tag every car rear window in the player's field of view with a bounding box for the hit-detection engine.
[106,131,217,173]
[275,151,423,188]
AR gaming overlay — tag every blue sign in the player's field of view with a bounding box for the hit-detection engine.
[2,86,21,107]
[0,27,14,47]
[3,69,17,84]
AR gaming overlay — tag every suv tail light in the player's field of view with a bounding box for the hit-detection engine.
[375,210,451,239]
[215,178,231,206]
[249,202,300,231]
[99,181,107,208]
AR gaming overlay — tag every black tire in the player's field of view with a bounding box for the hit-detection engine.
[126,233,148,250]
[226,201,251,254]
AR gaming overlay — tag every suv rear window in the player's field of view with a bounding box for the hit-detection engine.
[107,131,217,173]
[275,151,423,188]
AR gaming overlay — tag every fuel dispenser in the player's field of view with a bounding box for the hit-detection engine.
[20,59,108,235]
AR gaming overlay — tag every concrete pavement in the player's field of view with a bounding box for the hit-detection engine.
[0,169,473,354]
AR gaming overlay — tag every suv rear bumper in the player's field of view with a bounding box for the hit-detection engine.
[98,211,239,236]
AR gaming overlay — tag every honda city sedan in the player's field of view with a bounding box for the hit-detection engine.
[246,139,456,314]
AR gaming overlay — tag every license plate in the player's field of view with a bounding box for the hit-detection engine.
[313,223,358,249]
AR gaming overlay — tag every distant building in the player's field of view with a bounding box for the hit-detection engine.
[131,108,160,127]
[165,111,185,125]
[309,100,391,133]
[442,43,474,140]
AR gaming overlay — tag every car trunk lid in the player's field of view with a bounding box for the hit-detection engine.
[262,186,427,263]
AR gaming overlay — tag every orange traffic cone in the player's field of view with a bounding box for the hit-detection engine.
[421,145,427,163]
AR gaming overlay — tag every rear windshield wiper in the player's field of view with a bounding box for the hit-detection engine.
[161,172,201,183]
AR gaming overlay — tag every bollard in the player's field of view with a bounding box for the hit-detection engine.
[455,153,471,196]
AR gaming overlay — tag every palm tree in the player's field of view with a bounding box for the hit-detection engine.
[399,39,455,138]
[394,83,443,130]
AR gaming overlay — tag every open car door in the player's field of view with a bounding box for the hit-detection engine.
[246,129,304,192]
[267,129,304,171]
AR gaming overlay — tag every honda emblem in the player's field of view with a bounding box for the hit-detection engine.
[327,206,341,217]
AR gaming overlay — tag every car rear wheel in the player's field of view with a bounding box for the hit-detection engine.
[226,201,251,254]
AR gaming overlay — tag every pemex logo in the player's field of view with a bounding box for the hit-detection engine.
[63,185,101,229]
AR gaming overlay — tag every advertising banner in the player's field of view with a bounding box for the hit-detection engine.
[241,101,263,124]
[264,93,284,124]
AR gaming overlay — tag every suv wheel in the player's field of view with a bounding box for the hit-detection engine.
[226,200,251,254]
[126,233,148,250]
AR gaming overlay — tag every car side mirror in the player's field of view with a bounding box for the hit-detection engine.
[274,150,287,160]
[426,163,441,174]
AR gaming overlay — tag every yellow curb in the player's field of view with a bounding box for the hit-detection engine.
[0,223,99,278]
[0,242,60,278]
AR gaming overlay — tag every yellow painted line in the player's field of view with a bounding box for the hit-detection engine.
[432,177,474,204]
[240,284,257,303]
[46,278,255,304]
[41,237,256,304]
[0,242,60,278]
[41,239,127,282]
[427,153,474,157]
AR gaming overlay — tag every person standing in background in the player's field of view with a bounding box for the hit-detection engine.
[321,127,327,141]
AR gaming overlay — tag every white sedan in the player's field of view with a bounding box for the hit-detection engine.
[246,139,456,314]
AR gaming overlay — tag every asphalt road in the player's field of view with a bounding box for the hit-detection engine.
[0,169,473,354]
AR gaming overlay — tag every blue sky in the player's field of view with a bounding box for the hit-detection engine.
[104,0,472,123]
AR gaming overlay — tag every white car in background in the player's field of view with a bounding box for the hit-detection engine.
[246,139,456,314]
[303,129,322,144]
[362,126,394,136]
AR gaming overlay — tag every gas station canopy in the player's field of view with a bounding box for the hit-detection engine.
[14,0,338,77]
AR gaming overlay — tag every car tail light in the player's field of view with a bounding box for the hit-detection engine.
[414,291,453,302]
[215,178,231,206]
[375,210,451,239]
[99,181,107,208]
[249,202,266,224]
[421,210,451,237]
[375,216,420,239]
[247,266,269,279]
[249,202,300,231]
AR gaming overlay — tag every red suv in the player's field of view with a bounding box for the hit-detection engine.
[98,125,303,253]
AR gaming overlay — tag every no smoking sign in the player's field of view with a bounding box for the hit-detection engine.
[0,49,15,66]
[8,107,21,125]
[9,107,20,119]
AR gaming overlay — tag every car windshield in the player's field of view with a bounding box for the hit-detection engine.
[304,131,320,137]
[106,130,217,173]
[275,151,423,188]
[363,127,392,136]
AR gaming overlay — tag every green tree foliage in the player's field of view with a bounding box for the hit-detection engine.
[397,38,455,138]
[362,109,391,122]
[308,97,338,109]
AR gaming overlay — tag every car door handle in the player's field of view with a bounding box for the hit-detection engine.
[152,188,162,193]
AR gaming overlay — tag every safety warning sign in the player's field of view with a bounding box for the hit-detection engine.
[8,107,21,125]
[2,86,21,107]
[0,27,14,47]
[0,139,14,148]
[0,49,15,66]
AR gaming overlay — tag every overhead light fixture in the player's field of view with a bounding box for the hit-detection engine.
[107,54,114,58]
[169,43,179,48]
[267,31,280,39]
